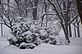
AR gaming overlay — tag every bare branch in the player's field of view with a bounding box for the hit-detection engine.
[47,0,63,23]
[68,14,79,24]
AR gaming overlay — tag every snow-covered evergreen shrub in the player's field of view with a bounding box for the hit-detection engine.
[48,35,57,45]
[26,43,36,49]
[19,42,27,49]
[19,42,36,49]
[8,22,42,49]
[39,29,49,41]
[8,21,67,49]
[8,36,18,45]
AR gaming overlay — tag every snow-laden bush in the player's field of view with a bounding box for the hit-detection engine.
[39,29,49,41]
[8,36,18,45]
[19,42,36,49]
[8,22,42,49]
[8,21,68,49]
[48,35,57,45]
[19,42,27,49]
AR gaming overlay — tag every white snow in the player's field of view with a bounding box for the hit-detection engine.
[0,23,82,54]
[0,36,82,54]
[0,44,82,54]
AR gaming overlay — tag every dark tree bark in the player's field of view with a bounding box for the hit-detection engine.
[63,0,70,43]
[1,23,3,37]
[0,0,1,5]
[25,0,28,17]
[44,0,47,27]
[15,0,19,4]
[74,23,77,37]
[44,0,49,27]
[68,24,72,37]
[76,0,82,24]
[67,0,72,37]
[77,23,80,37]
[32,0,38,20]
[76,17,80,37]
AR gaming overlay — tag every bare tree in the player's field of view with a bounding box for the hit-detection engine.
[32,0,39,20]
[0,0,17,31]
[47,0,81,43]
[76,0,82,24]
[47,0,71,43]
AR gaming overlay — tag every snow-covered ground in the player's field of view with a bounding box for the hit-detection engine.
[0,37,82,54]
[0,24,82,54]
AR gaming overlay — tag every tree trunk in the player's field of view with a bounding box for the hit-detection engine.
[32,0,38,20]
[60,22,70,43]
[76,0,82,24]
[68,24,72,37]
[44,1,47,27]
[77,23,80,37]
[74,23,77,37]
[63,0,70,43]
[1,24,3,37]
[65,22,70,43]
[0,0,1,5]
[44,0,49,27]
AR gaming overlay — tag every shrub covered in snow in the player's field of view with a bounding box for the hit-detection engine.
[19,42,36,49]
[8,21,67,49]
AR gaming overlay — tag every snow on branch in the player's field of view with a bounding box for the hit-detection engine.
[41,13,56,26]
[26,4,43,10]
[68,14,79,24]
[47,0,63,23]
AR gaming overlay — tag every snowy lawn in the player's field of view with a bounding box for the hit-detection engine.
[0,37,82,54]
